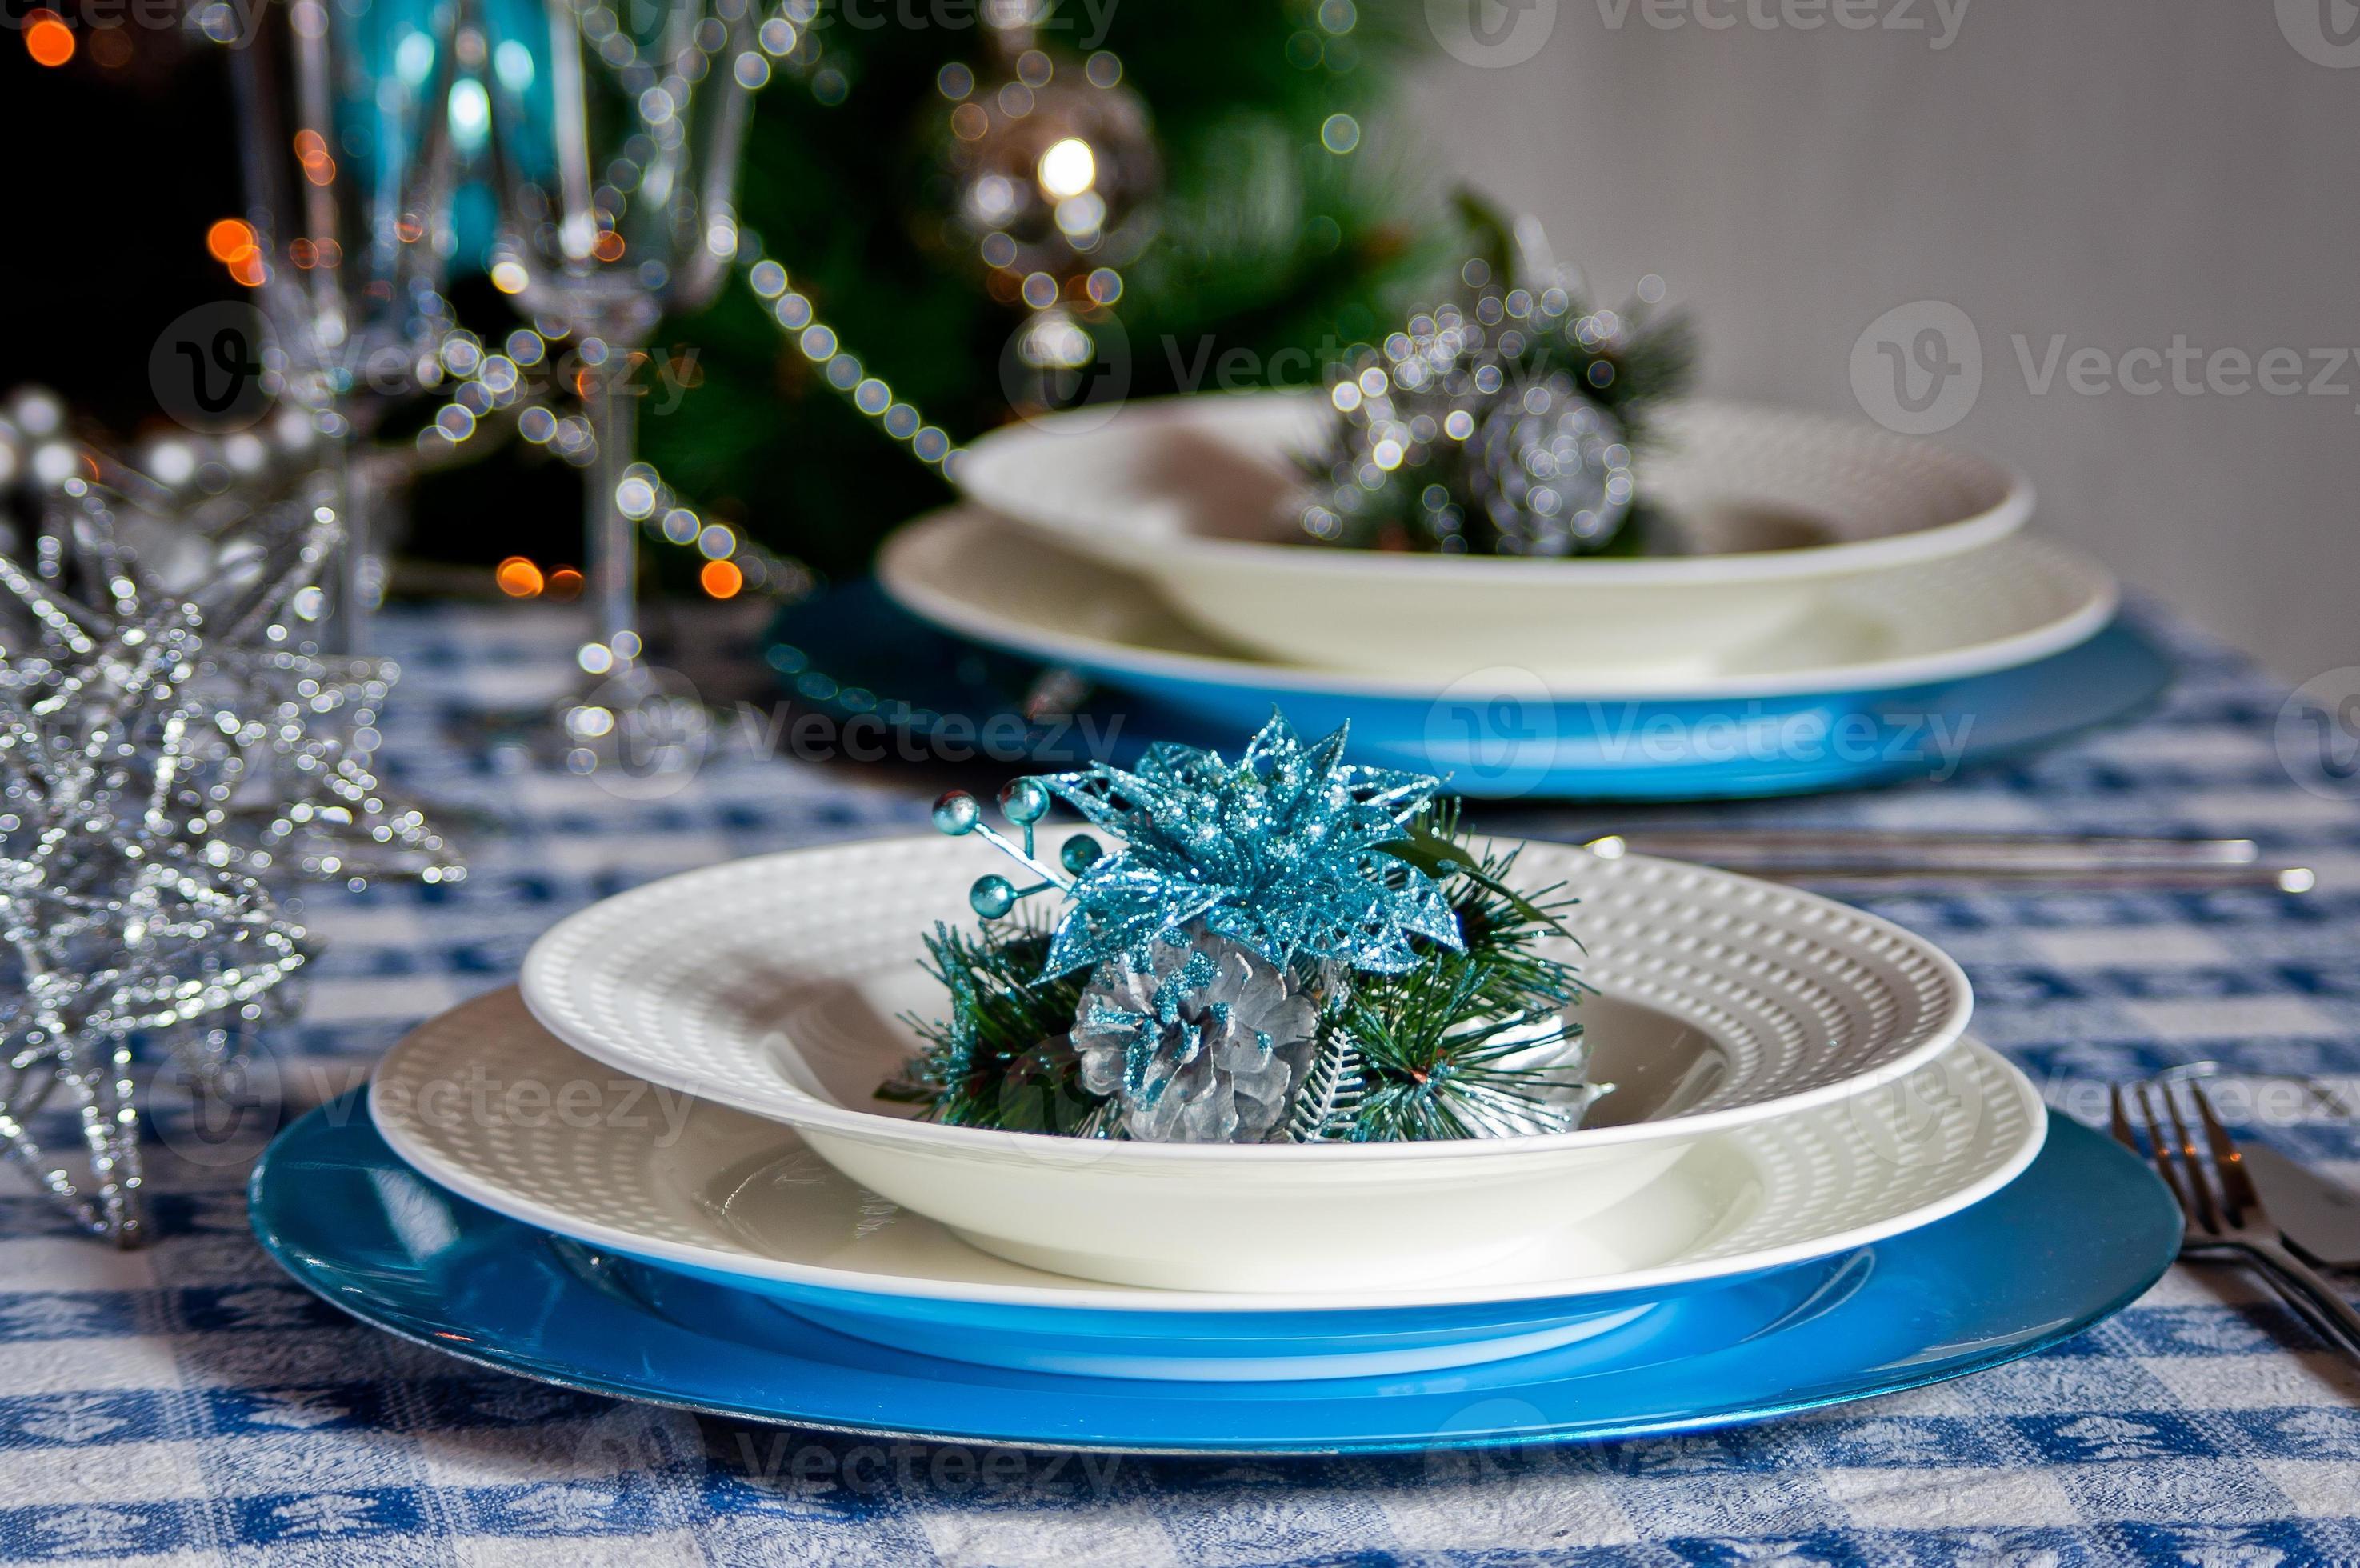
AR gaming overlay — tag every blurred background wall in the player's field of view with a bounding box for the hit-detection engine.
[8,1,2354,682]
[1409,0,2360,683]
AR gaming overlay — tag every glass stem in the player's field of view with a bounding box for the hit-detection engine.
[585,344,642,674]
[333,441,372,657]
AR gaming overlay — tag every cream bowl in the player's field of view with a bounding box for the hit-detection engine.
[951,391,2034,683]
[520,832,1975,1294]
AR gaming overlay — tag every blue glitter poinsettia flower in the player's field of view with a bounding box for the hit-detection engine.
[1038,711,1462,978]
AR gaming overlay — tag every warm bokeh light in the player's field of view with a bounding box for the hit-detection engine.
[699,558,745,599]
[294,129,336,186]
[591,230,626,262]
[1037,137,1097,198]
[25,12,74,66]
[227,251,266,287]
[206,218,257,263]
[494,556,545,598]
[545,567,584,600]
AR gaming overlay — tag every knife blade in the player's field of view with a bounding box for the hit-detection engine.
[2243,1144,2360,1270]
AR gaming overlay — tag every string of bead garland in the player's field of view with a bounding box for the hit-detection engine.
[887,712,1608,1145]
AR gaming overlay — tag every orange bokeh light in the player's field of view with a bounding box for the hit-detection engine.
[699,558,744,599]
[546,568,584,601]
[206,218,258,263]
[26,12,74,66]
[494,557,545,598]
[227,251,266,287]
[591,230,626,262]
[293,130,336,185]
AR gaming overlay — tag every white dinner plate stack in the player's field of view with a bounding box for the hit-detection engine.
[358,830,2050,1382]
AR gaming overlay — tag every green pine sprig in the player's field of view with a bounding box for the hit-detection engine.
[884,920,1106,1136]
[1299,804,1597,1141]
[885,803,1599,1143]
[1299,188,1698,557]
[1338,962,1587,1142]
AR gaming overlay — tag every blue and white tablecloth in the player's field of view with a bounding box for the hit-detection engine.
[2,601,2356,1567]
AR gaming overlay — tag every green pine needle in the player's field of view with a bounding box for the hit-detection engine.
[887,804,1596,1143]
[886,921,1106,1136]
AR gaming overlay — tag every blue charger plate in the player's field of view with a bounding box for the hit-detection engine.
[763,582,2172,801]
[250,1102,2178,1454]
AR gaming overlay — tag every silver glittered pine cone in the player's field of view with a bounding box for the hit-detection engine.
[1072,926,1318,1143]
[1302,303,1502,547]
[1466,370,1635,556]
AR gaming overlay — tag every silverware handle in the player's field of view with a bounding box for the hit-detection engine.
[1734,866,2314,892]
[2247,1238,2360,1362]
[1595,832,2262,866]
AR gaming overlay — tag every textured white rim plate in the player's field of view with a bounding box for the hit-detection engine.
[374,987,2044,1314]
[518,833,1976,1165]
[956,392,2035,586]
[879,509,2119,702]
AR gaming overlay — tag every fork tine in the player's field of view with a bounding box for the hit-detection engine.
[2107,1084,2141,1154]
[2125,1083,2197,1222]
[2144,1081,2221,1234]
[2188,1082,2262,1224]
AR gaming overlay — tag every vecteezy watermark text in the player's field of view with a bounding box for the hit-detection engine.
[1592,0,1970,48]
[1853,301,2360,434]
[1423,0,1968,66]
[806,0,1121,50]
[730,705,1127,767]
[726,1429,1124,1501]
[370,1064,701,1145]
[149,300,706,436]
[1424,670,1980,799]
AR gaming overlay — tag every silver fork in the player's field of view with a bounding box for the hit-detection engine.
[2110,1079,2360,1362]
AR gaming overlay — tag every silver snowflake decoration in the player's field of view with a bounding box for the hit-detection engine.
[2,455,460,892]
[0,602,310,1242]
[1041,711,1458,978]
[1072,926,1319,1143]
[0,411,456,1241]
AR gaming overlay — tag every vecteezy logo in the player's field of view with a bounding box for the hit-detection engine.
[998,310,1131,433]
[1425,0,1558,66]
[563,667,714,801]
[1849,300,1982,435]
[1422,667,1557,799]
[2276,668,2360,800]
[2278,0,2360,66]
[147,1038,285,1170]
[148,301,278,434]
[1843,1048,1980,1170]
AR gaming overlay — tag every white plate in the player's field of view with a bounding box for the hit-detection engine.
[954,393,2037,681]
[882,510,2118,702]
[518,834,1974,1292]
[372,988,2043,1377]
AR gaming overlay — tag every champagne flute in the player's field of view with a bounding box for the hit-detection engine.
[480,0,762,764]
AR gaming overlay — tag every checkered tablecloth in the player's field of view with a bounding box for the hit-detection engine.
[3,600,2356,1567]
